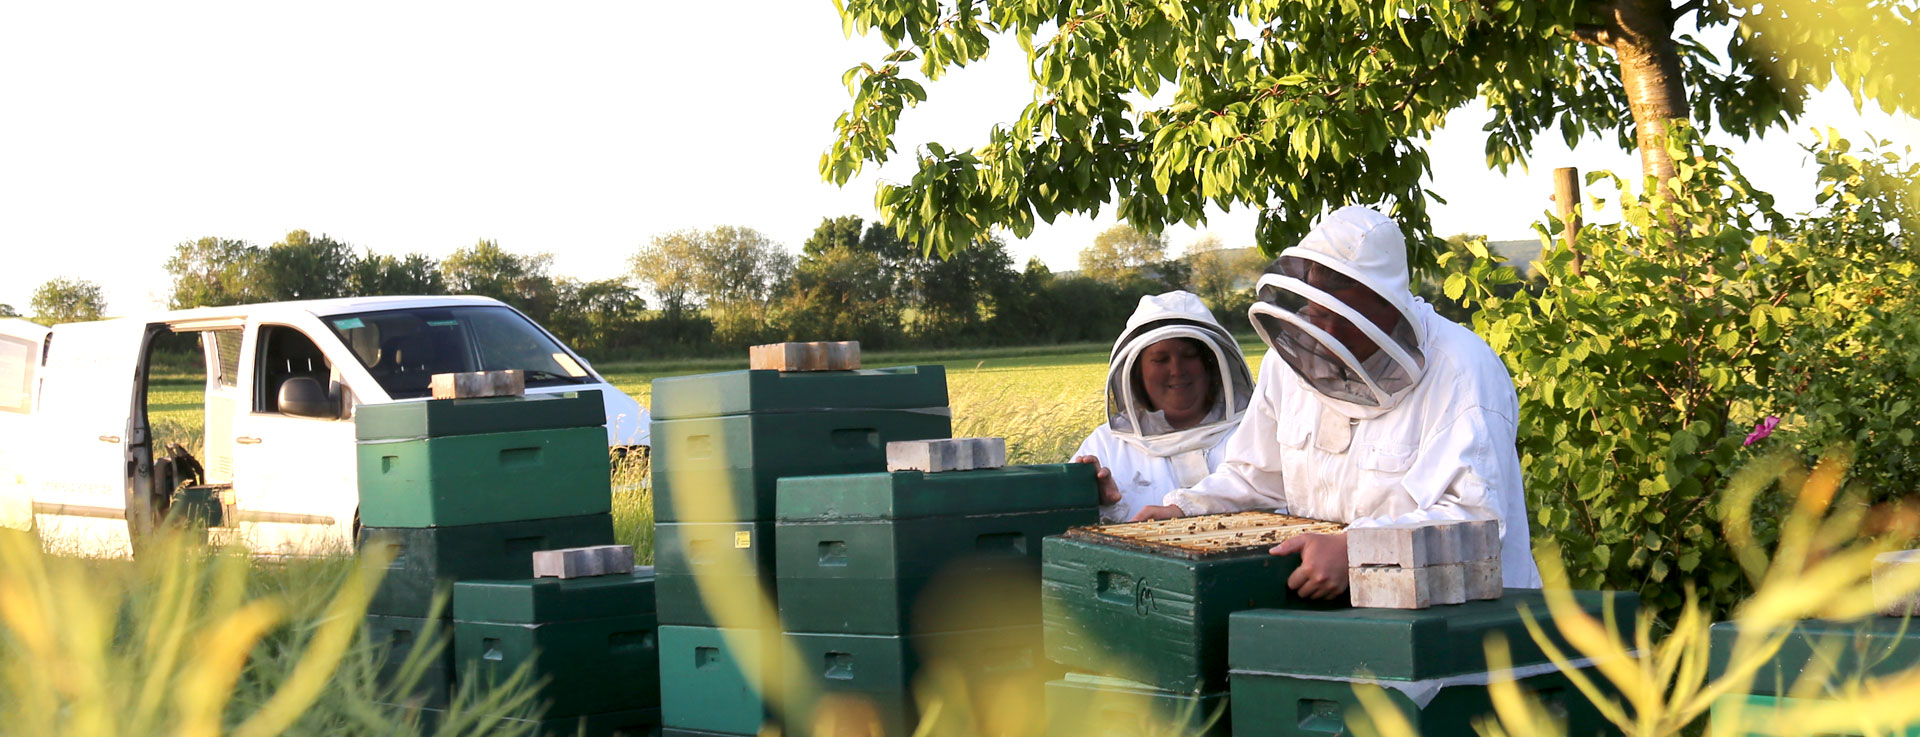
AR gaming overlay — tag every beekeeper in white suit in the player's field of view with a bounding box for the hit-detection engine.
[1133,206,1543,599]
[1071,291,1254,524]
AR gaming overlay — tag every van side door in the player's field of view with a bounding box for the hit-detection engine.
[197,328,245,485]
[24,319,149,555]
[0,320,49,531]
[228,321,357,554]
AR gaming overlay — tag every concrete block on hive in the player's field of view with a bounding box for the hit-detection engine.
[429,369,525,399]
[749,341,860,371]
[533,544,635,579]
[1350,562,1470,609]
[1430,562,1468,606]
[1465,558,1502,601]
[1350,566,1437,609]
[1874,549,1920,616]
[1347,522,1451,568]
[885,437,1007,473]
[1459,519,1501,562]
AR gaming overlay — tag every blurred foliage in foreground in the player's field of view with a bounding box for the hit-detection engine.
[0,531,539,737]
[1357,448,1920,737]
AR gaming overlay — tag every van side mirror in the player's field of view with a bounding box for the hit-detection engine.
[278,377,337,419]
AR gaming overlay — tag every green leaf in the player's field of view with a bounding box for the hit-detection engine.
[1444,273,1466,301]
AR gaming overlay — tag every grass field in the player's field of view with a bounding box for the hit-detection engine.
[142,338,1271,561]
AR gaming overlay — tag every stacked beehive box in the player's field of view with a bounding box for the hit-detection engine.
[772,438,1099,736]
[1705,554,1920,737]
[1039,512,1348,737]
[648,354,952,736]
[354,390,619,713]
[450,559,660,737]
[1227,589,1636,737]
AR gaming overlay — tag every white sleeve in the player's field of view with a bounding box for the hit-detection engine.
[1162,374,1289,517]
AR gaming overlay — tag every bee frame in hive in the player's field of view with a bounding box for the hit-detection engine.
[1061,511,1346,560]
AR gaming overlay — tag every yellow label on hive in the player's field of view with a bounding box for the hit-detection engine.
[734,531,752,549]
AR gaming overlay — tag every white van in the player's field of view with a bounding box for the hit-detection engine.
[0,295,649,557]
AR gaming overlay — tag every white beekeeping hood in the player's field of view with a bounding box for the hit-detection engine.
[1248,206,1426,414]
[1104,291,1254,476]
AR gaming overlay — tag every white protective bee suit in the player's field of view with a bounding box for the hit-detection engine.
[1073,291,1255,524]
[1165,207,1543,588]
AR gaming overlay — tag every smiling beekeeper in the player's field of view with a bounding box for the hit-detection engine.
[1133,206,1543,598]
[1072,291,1255,524]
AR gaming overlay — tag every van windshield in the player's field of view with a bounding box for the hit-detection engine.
[322,306,596,399]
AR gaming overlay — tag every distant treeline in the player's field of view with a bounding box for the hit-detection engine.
[153,217,1281,359]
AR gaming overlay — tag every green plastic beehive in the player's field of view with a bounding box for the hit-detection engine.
[658,626,783,735]
[502,707,661,737]
[649,410,952,523]
[354,391,605,442]
[1228,590,1640,681]
[653,521,776,627]
[1229,666,1614,737]
[1706,617,1920,696]
[776,508,1095,634]
[453,569,656,622]
[786,626,1053,737]
[357,426,612,527]
[365,614,455,710]
[454,616,660,716]
[452,571,661,717]
[1041,534,1339,693]
[650,367,947,420]
[416,707,662,737]
[1709,693,1920,737]
[360,514,615,617]
[1043,673,1230,737]
[1225,590,1638,737]
[774,464,1098,522]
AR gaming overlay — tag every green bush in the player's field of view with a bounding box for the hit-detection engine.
[1443,125,1918,617]
[1766,134,1920,500]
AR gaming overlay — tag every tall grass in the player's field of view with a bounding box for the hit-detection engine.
[0,530,540,736]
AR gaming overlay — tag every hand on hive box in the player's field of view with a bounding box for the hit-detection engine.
[1271,532,1349,599]
[1130,504,1184,521]
[1071,455,1123,505]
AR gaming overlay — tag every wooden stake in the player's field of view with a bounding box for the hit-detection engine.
[1553,166,1585,275]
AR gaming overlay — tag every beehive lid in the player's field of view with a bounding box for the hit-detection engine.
[776,463,1097,521]
[1229,589,1641,680]
[354,389,604,441]
[452,567,655,623]
[1062,511,1345,560]
[650,365,948,419]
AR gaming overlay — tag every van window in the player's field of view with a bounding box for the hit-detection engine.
[209,329,242,388]
[255,325,333,414]
[322,306,593,400]
[0,335,33,413]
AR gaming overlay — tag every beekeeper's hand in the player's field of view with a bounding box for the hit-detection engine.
[1072,455,1122,505]
[1130,504,1184,522]
[1270,532,1349,600]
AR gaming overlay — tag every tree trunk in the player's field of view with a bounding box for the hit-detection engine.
[1610,1,1690,181]
[1581,0,1690,183]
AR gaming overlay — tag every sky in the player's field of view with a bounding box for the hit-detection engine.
[1,2,1915,315]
